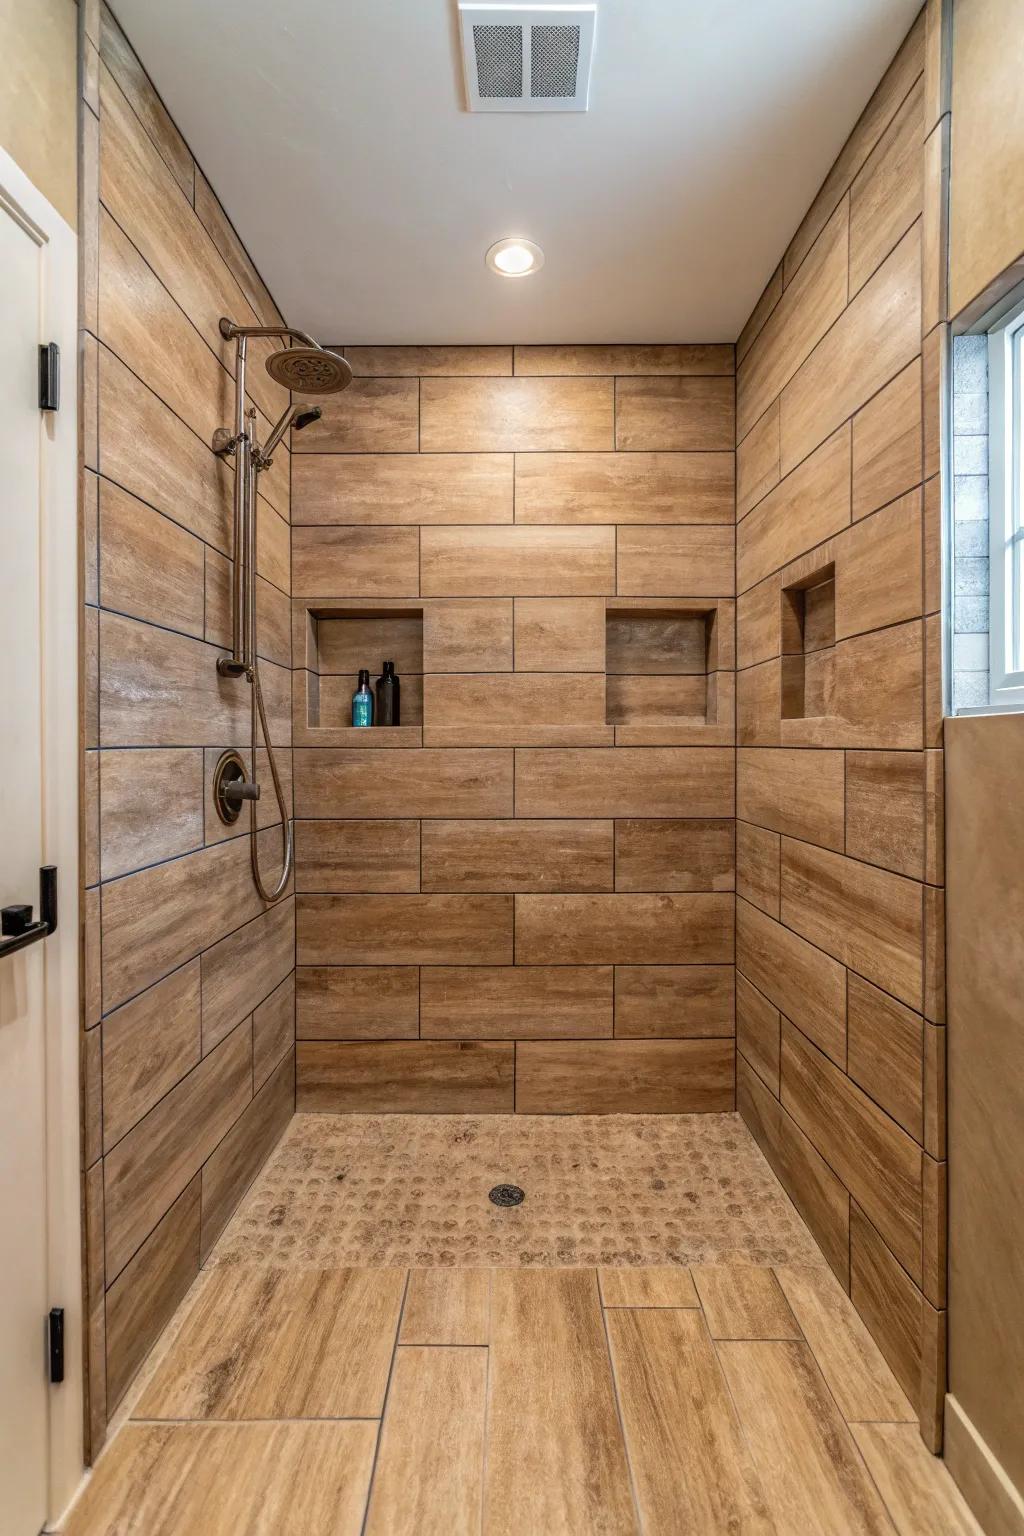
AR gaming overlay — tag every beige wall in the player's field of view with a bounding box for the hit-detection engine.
[0,0,78,227]
[949,0,1024,321]
[945,714,1024,1528]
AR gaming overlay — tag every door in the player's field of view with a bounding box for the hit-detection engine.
[0,187,52,1535]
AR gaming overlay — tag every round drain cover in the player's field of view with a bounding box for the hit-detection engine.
[489,1184,525,1208]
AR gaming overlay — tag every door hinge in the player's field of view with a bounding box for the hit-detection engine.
[39,342,60,411]
[48,1307,64,1384]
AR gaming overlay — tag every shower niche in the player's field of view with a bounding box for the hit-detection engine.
[293,600,423,745]
[604,599,733,743]
[780,562,836,719]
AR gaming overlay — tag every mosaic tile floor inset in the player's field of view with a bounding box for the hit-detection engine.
[208,1112,826,1269]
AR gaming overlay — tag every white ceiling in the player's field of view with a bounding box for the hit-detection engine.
[112,0,920,345]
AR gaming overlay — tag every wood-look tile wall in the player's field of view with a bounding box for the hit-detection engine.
[79,6,295,1457]
[734,2,949,1451]
[290,344,737,1117]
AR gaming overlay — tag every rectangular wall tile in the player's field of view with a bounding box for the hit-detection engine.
[291,378,419,452]
[736,974,781,1094]
[516,1040,735,1113]
[847,973,924,1141]
[292,453,513,525]
[296,966,419,1040]
[420,966,613,1039]
[420,377,613,451]
[615,376,735,450]
[848,79,924,296]
[845,750,925,878]
[102,961,202,1152]
[614,966,735,1038]
[100,749,204,880]
[421,526,615,597]
[851,358,922,520]
[514,343,734,375]
[737,748,845,851]
[738,426,851,592]
[512,598,605,671]
[515,747,734,818]
[737,898,846,1067]
[614,819,734,892]
[297,1041,514,1112]
[200,1051,293,1258]
[422,673,608,746]
[99,480,204,637]
[293,748,513,818]
[423,599,513,671]
[616,526,735,597]
[253,976,296,1091]
[294,821,421,893]
[515,893,733,965]
[736,820,781,917]
[737,401,781,518]
[835,490,923,639]
[200,899,295,1054]
[515,452,734,524]
[421,819,613,892]
[292,526,419,598]
[297,894,513,965]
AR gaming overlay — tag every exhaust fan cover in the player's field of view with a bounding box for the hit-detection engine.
[459,4,597,113]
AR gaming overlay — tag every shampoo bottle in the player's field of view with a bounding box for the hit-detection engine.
[352,669,374,727]
[376,660,400,726]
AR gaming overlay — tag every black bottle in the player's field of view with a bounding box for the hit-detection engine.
[376,660,400,726]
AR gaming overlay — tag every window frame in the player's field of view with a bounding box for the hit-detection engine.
[988,295,1024,707]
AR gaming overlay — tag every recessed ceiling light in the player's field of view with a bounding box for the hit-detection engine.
[486,237,544,277]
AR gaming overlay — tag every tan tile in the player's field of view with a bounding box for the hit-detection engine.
[851,358,922,521]
[513,597,605,671]
[614,966,734,1039]
[515,451,734,524]
[103,962,202,1152]
[421,966,612,1040]
[736,820,781,918]
[515,343,733,375]
[852,1422,984,1536]
[737,261,783,365]
[421,818,612,893]
[295,820,420,894]
[100,749,204,880]
[614,819,733,892]
[849,1202,923,1407]
[617,525,735,596]
[292,452,513,524]
[200,899,295,1054]
[200,1052,293,1257]
[849,78,924,295]
[737,898,846,1068]
[295,966,419,1040]
[346,344,511,375]
[738,425,851,592]
[424,598,513,671]
[847,973,924,1142]
[298,893,512,966]
[835,490,923,639]
[293,747,513,818]
[516,1040,734,1113]
[422,524,615,596]
[422,671,608,745]
[737,400,781,519]
[599,1266,699,1307]
[515,892,733,965]
[691,1265,800,1339]
[420,376,613,451]
[615,375,735,450]
[845,750,926,879]
[400,1270,490,1344]
[253,976,295,1091]
[736,974,781,1095]
[516,745,733,818]
[292,525,419,598]
[292,377,419,452]
[297,1041,514,1113]
[737,748,845,851]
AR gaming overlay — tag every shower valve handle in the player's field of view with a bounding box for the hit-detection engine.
[223,779,261,806]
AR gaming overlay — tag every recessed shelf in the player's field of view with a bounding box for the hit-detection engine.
[780,564,836,719]
[604,601,727,729]
[294,601,424,741]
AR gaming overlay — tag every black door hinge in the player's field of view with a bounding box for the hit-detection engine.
[39,343,60,411]
[48,1307,64,1384]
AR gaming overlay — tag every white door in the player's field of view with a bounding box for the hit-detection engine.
[0,188,54,1536]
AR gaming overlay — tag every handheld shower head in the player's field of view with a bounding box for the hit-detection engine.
[265,345,352,394]
[260,402,322,460]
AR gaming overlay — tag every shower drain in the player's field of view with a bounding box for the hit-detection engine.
[489,1184,525,1207]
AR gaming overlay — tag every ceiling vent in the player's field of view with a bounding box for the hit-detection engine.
[459,4,597,113]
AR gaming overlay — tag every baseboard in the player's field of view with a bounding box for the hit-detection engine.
[945,1395,1024,1536]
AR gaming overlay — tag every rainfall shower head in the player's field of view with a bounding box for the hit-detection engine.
[265,345,352,394]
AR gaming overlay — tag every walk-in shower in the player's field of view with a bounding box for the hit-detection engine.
[212,320,352,900]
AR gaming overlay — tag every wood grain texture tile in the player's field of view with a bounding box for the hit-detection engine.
[738,261,783,365]
[851,358,922,521]
[62,1420,377,1536]
[616,525,735,597]
[483,1268,639,1535]
[513,597,606,671]
[292,452,513,524]
[738,197,850,439]
[738,1057,852,1288]
[253,975,295,1091]
[99,480,204,636]
[782,13,923,282]
[298,894,513,965]
[736,973,781,1094]
[515,451,734,524]
[294,820,421,893]
[615,375,735,450]
[421,965,612,1039]
[614,966,734,1039]
[849,1202,923,1407]
[855,1423,984,1536]
[421,524,615,596]
[400,1270,490,1345]
[598,1266,699,1307]
[293,747,513,818]
[614,819,733,892]
[737,748,845,851]
[834,621,924,750]
[346,344,512,375]
[775,1265,916,1423]
[737,401,781,518]
[516,893,733,965]
[845,750,925,879]
[422,672,608,745]
[200,1051,293,1258]
[99,611,252,748]
[606,1307,773,1534]
[84,1025,103,1169]
[365,1347,487,1536]
[782,1021,923,1280]
[295,966,419,1040]
[297,1041,515,1113]
[100,749,204,880]
[737,577,783,670]
[737,899,847,1068]
[835,490,923,639]
[922,116,950,336]
[137,1266,406,1418]
[736,820,781,918]
[423,598,513,671]
[605,672,706,726]
[737,425,851,592]
[291,377,419,452]
[100,8,195,199]
[200,899,295,1054]
[847,973,924,1142]
[420,376,614,451]
[421,818,613,892]
[691,1267,800,1341]
[849,78,924,296]
[515,1039,734,1113]
[780,225,922,475]
[781,838,923,1008]
[514,343,734,375]
[105,1176,201,1413]
[102,961,202,1152]
[717,1339,895,1535]
[515,747,734,819]
[292,525,419,598]
[104,1023,252,1280]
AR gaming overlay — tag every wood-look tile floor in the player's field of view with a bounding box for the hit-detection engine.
[207,1111,825,1268]
[63,1262,981,1536]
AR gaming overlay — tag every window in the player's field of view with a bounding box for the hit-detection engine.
[988,296,1024,707]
